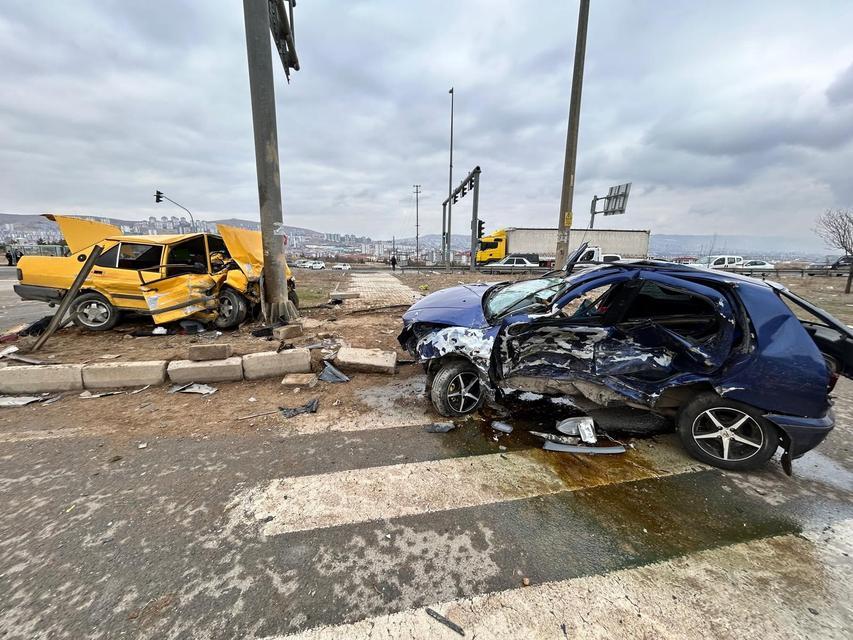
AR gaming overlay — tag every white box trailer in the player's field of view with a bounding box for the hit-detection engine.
[496,228,650,265]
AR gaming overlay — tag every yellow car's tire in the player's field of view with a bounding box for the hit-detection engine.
[71,292,119,331]
[214,289,248,329]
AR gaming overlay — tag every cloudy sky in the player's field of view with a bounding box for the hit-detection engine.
[2,1,853,242]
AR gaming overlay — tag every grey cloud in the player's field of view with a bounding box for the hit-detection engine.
[2,0,853,242]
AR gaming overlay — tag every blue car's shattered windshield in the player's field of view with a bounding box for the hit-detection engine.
[484,277,566,319]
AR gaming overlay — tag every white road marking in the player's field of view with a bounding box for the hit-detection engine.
[228,448,702,536]
[265,520,853,640]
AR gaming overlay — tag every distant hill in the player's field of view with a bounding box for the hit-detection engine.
[396,233,470,250]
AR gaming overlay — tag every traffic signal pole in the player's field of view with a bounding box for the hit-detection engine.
[243,0,296,322]
[469,168,481,272]
[555,0,590,269]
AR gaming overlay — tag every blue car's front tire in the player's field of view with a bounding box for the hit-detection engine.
[430,361,484,417]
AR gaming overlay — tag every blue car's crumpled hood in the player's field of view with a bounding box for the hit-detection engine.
[402,283,493,328]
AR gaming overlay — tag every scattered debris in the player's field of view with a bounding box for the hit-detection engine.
[129,385,150,395]
[0,395,43,407]
[108,455,123,463]
[273,324,303,340]
[168,383,218,395]
[42,394,63,405]
[79,390,126,399]
[530,431,581,445]
[276,341,295,352]
[318,361,350,383]
[281,373,319,388]
[18,315,54,337]
[152,327,168,335]
[522,577,531,587]
[424,422,457,433]
[555,416,600,444]
[543,441,626,455]
[98,354,121,360]
[425,608,465,637]
[236,409,279,421]
[179,320,206,333]
[279,398,320,418]
[251,325,280,338]
[137,442,148,450]
[0,345,19,359]
[0,346,47,365]
[330,291,360,301]
[491,421,513,434]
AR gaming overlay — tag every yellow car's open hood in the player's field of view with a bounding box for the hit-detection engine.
[44,214,121,254]
[217,223,292,281]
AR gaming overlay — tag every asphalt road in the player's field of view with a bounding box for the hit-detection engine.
[0,266,51,331]
[0,374,851,638]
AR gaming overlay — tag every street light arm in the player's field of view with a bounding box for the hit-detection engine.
[161,195,196,231]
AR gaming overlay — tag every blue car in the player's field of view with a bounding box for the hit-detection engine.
[399,246,853,471]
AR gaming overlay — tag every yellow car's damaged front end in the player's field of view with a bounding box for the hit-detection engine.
[14,215,297,331]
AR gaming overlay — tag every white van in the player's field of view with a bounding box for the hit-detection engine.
[693,255,743,269]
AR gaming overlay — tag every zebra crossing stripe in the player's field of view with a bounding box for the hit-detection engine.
[230,448,702,536]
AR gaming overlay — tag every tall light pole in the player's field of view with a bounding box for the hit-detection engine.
[555,0,590,268]
[446,87,454,267]
[412,184,421,264]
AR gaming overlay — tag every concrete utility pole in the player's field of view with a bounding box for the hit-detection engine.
[555,0,590,269]
[446,87,455,267]
[413,184,421,264]
[243,0,296,322]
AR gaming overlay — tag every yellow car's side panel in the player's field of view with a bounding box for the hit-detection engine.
[142,273,222,324]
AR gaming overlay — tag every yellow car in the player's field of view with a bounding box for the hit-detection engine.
[14,215,298,331]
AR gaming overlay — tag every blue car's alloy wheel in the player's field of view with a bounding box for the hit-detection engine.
[430,361,485,417]
[678,393,779,471]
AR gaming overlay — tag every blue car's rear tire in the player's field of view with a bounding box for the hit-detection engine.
[678,393,779,471]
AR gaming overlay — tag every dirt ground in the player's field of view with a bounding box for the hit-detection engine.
[779,275,853,325]
[396,270,525,294]
[0,305,414,443]
[293,267,349,307]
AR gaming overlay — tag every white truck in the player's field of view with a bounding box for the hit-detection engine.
[476,227,650,267]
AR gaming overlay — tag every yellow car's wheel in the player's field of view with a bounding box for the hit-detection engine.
[71,292,119,331]
[214,289,248,329]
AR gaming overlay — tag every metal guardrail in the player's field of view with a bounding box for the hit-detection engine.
[400,264,849,278]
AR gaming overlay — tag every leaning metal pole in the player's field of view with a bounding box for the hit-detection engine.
[555,0,590,268]
[243,0,296,322]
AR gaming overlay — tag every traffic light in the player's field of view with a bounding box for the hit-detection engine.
[477,220,485,238]
[155,190,164,203]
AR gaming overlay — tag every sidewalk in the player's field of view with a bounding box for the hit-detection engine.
[344,271,420,309]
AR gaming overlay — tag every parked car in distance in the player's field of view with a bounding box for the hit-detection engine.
[489,255,540,270]
[293,259,313,268]
[14,214,298,331]
[309,260,326,270]
[734,260,775,271]
[332,263,351,271]
[399,244,852,472]
[807,256,853,275]
[692,255,744,269]
[576,246,622,264]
